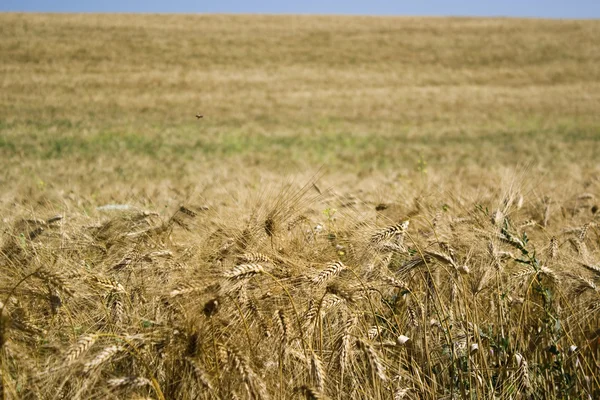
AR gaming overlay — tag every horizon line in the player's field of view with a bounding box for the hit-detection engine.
[2,11,599,21]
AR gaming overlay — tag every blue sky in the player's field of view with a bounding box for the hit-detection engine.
[2,1,600,19]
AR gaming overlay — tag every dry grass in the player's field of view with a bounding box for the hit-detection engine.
[1,13,600,399]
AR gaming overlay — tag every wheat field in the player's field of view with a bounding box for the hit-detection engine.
[1,13,600,399]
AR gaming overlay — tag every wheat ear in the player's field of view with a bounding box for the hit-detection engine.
[224,264,265,280]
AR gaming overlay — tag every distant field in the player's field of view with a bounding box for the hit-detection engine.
[1,13,600,400]
[1,14,600,194]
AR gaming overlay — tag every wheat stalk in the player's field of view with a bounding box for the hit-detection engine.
[90,275,126,293]
[548,236,558,260]
[579,222,591,242]
[339,317,354,378]
[83,345,124,373]
[295,385,329,400]
[220,344,269,399]
[309,352,325,392]
[515,352,532,394]
[572,275,598,296]
[237,252,274,264]
[34,269,74,295]
[64,334,97,364]
[407,303,419,328]
[107,376,151,388]
[224,264,265,280]
[274,309,289,347]
[580,262,600,278]
[539,266,560,285]
[357,339,387,382]
[383,275,410,291]
[186,357,214,391]
[170,283,206,297]
[312,261,346,285]
[370,221,409,244]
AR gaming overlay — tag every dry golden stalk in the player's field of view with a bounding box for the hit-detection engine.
[512,266,536,280]
[309,352,325,392]
[178,205,197,217]
[90,275,125,293]
[224,264,265,280]
[246,298,270,336]
[579,222,591,242]
[83,345,124,373]
[407,304,419,328]
[11,319,47,336]
[170,283,206,297]
[111,255,133,270]
[356,339,387,382]
[321,293,345,311]
[339,316,355,377]
[539,266,560,285]
[516,353,533,394]
[379,242,406,253]
[186,357,214,391]
[519,219,537,229]
[325,283,354,303]
[572,275,598,296]
[295,385,329,400]
[548,236,558,260]
[304,298,320,323]
[274,309,289,347]
[370,221,409,244]
[63,334,97,364]
[144,249,173,260]
[426,250,459,269]
[368,326,380,340]
[237,252,274,264]
[107,376,152,388]
[312,261,346,285]
[394,387,410,400]
[220,344,269,400]
[383,275,410,291]
[543,199,551,227]
[111,296,125,323]
[34,269,74,295]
